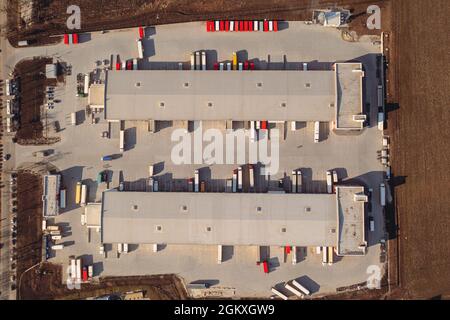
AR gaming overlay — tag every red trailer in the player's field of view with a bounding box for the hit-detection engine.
[261,121,268,129]
[82,267,88,282]
[116,62,121,70]
[249,61,255,70]
[126,60,132,70]
[72,33,79,44]
[235,21,240,31]
[225,20,230,31]
[249,21,254,31]
[244,61,249,70]
[63,34,69,45]
[263,260,269,273]
[239,21,244,31]
[263,20,269,32]
[213,62,219,70]
[285,246,291,254]
[219,20,224,31]
[244,21,248,31]
[139,26,144,38]
[273,20,278,32]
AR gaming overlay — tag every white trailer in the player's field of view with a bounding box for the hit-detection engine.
[83,74,89,94]
[226,62,231,71]
[71,112,76,125]
[217,245,222,264]
[268,20,273,31]
[237,167,243,191]
[133,58,138,70]
[378,111,384,130]
[88,265,93,278]
[153,244,158,252]
[238,62,243,71]
[6,117,11,133]
[291,246,297,265]
[297,170,302,193]
[190,53,195,70]
[215,20,220,31]
[51,235,62,240]
[303,62,308,71]
[328,246,334,265]
[195,51,201,70]
[219,62,224,71]
[230,21,234,31]
[232,171,238,193]
[119,130,125,151]
[80,184,87,206]
[137,39,144,59]
[117,243,123,253]
[285,283,303,298]
[6,100,11,115]
[290,121,296,131]
[292,280,310,296]
[316,246,321,254]
[380,183,386,206]
[76,259,82,282]
[201,51,206,70]
[254,20,259,31]
[332,170,338,184]
[271,288,288,300]
[70,259,77,279]
[5,79,10,96]
[194,170,199,192]
[314,121,320,143]
[148,165,154,177]
[123,243,128,253]
[250,121,256,142]
[322,246,328,265]
[249,165,255,190]
[291,170,297,193]
[326,171,333,194]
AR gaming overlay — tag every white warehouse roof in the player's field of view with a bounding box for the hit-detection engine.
[104,63,364,128]
[101,186,366,255]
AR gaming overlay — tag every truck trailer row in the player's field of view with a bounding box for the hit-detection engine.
[207,20,279,32]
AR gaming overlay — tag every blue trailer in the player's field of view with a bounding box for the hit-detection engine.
[101,155,113,161]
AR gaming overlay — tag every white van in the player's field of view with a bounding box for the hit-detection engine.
[369,216,375,232]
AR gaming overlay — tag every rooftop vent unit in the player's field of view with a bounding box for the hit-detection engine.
[352,114,367,122]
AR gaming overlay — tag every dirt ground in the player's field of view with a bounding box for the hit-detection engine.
[386,0,450,299]
[19,262,187,300]
[15,171,43,298]
[5,0,390,46]
[13,57,59,145]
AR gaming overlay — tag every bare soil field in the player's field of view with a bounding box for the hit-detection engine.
[387,0,450,299]
[15,170,43,298]
[19,262,187,300]
[5,0,389,46]
[13,57,59,144]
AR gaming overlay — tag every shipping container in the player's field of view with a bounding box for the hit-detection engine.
[75,182,82,204]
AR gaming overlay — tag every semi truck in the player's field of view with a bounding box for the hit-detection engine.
[195,51,201,70]
[237,167,243,191]
[322,246,328,265]
[249,165,255,190]
[292,280,310,296]
[52,244,64,250]
[75,182,82,204]
[297,170,302,193]
[292,170,297,193]
[190,53,195,70]
[83,74,89,95]
[285,283,303,298]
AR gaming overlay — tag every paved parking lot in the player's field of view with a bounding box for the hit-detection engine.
[3,21,385,297]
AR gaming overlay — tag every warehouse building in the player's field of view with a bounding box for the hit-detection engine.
[100,186,367,256]
[104,62,365,131]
